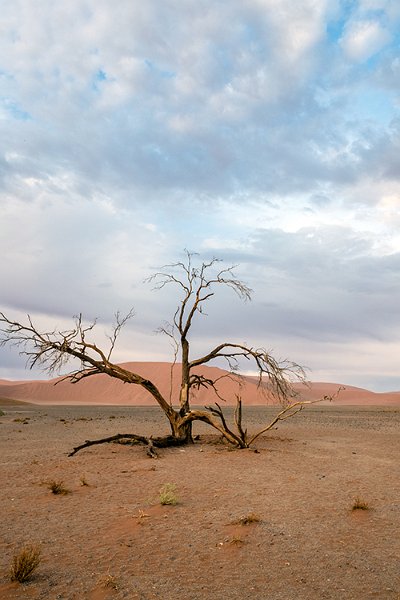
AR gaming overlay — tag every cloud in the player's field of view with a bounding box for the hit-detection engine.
[1,1,400,390]
[0,191,175,323]
[201,225,400,345]
[0,0,337,200]
[1,0,399,209]
[340,19,391,62]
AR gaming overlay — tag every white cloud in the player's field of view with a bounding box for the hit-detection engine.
[340,20,391,62]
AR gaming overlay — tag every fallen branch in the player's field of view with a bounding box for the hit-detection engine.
[68,433,187,458]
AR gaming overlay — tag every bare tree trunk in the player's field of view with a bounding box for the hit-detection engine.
[170,418,193,443]
[177,337,193,442]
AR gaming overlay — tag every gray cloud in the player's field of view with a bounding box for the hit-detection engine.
[203,226,400,343]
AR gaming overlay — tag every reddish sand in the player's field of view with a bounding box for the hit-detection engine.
[0,362,399,407]
[0,403,399,599]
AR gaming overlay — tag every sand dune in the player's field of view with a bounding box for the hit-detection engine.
[292,381,400,406]
[0,362,399,406]
[0,396,33,406]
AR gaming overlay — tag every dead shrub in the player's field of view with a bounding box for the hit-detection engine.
[99,573,119,590]
[351,497,370,511]
[45,479,71,495]
[233,512,261,526]
[229,535,245,545]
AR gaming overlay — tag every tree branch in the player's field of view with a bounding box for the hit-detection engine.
[68,432,188,458]
[147,251,252,340]
[190,343,307,404]
[0,312,176,421]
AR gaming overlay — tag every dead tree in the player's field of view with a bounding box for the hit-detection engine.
[0,252,312,455]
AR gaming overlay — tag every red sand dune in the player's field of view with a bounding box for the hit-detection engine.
[292,381,400,406]
[0,362,399,406]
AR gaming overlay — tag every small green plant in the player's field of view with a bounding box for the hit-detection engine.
[0,409,5,416]
[10,544,41,583]
[352,497,370,511]
[234,512,261,525]
[159,483,178,505]
[46,479,71,495]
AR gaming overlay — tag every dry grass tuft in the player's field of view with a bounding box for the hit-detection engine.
[159,483,178,505]
[100,573,119,590]
[45,479,71,495]
[351,497,370,511]
[79,475,89,487]
[229,535,245,545]
[10,544,41,583]
[234,512,262,526]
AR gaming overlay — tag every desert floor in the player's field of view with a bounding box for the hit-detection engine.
[0,404,399,600]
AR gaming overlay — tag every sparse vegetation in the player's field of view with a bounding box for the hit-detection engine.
[234,512,262,525]
[352,497,370,511]
[45,479,71,495]
[10,544,41,583]
[229,535,245,545]
[0,409,4,416]
[80,475,89,486]
[159,483,178,505]
[100,573,119,590]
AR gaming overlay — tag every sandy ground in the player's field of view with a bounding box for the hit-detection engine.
[0,404,399,600]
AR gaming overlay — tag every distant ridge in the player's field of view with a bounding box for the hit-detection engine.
[0,362,399,406]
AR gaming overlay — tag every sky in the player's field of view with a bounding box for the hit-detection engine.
[1,0,400,391]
